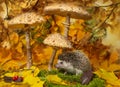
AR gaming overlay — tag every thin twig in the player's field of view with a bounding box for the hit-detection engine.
[93,4,117,30]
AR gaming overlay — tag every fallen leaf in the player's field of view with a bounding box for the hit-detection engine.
[109,50,119,64]
[46,75,67,85]
[16,42,23,53]
[31,81,44,87]
[94,69,120,86]
[10,32,19,45]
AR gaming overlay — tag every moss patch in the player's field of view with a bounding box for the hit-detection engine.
[38,70,105,87]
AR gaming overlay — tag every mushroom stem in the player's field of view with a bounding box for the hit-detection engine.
[64,15,70,38]
[25,29,32,69]
[48,47,57,71]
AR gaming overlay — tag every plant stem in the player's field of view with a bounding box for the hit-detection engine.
[64,15,70,38]
[48,47,57,71]
[25,29,32,69]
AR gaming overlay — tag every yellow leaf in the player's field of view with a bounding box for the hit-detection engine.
[4,72,18,77]
[106,84,113,87]
[10,32,19,44]
[1,52,12,66]
[69,29,77,37]
[94,69,120,86]
[31,81,44,87]
[46,75,67,85]
[106,84,120,87]
[0,81,11,87]
[20,35,26,45]
[108,64,120,72]
[22,66,40,77]
[77,30,85,41]
[16,42,23,53]
[31,40,35,45]
[2,60,19,70]
[109,50,118,64]
[100,60,108,70]
[31,66,40,76]
[23,75,41,85]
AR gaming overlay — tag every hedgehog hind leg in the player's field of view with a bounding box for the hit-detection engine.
[80,69,94,85]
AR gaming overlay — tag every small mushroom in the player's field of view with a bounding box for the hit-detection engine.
[43,33,72,71]
[44,3,91,38]
[8,12,45,69]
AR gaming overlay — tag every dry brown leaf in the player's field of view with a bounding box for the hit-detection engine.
[77,30,85,41]
[109,50,119,64]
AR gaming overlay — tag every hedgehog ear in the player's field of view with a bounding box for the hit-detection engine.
[58,54,63,60]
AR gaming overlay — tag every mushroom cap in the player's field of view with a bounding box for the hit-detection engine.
[44,3,91,20]
[43,33,72,48]
[8,12,45,25]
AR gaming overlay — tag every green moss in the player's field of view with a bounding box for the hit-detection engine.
[37,70,105,87]
[87,78,105,87]
[57,73,82,83]
[44,81,71,87]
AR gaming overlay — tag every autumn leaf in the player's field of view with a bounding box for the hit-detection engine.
[20,35,26,46]
[2,40,11,49]
[94,69,120,86]
[31,81,44,87]
[108,64,120,72]
[1,52,12,67]
[30,66,40,76]
[10,32,19,45]
[46,75,67,85]
[76,30,85,41]
[15,42,23,53]
[22,66,40,77]
[23,74,42,85]
[69,29,77,37]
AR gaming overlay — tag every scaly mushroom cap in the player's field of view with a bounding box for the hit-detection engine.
[43,33,72,48]
[44,3,91,20]
[8,12,45,25]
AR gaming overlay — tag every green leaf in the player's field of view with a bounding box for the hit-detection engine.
[36,37,44,43]
[44,18,52,29]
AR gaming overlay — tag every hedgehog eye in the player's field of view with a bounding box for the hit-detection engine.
[60,61,63,64]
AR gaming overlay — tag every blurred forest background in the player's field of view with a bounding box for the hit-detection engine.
[0,0,120,86]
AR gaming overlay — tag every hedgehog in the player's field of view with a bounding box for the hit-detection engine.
[55,50,93,85]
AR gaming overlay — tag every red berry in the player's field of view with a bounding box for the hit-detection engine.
[12,76,19,81]
[13,76,23,82]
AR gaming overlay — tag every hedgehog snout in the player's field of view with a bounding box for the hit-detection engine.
[55,64,59,68]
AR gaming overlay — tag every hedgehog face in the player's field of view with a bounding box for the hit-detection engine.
[55,59,75,73]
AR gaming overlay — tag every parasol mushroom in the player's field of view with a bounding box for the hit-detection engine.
[44,3,91,38]
[43,33,72,71]
[8,12,45,69]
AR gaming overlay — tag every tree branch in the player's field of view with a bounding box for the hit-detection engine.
[92,5,116,32]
